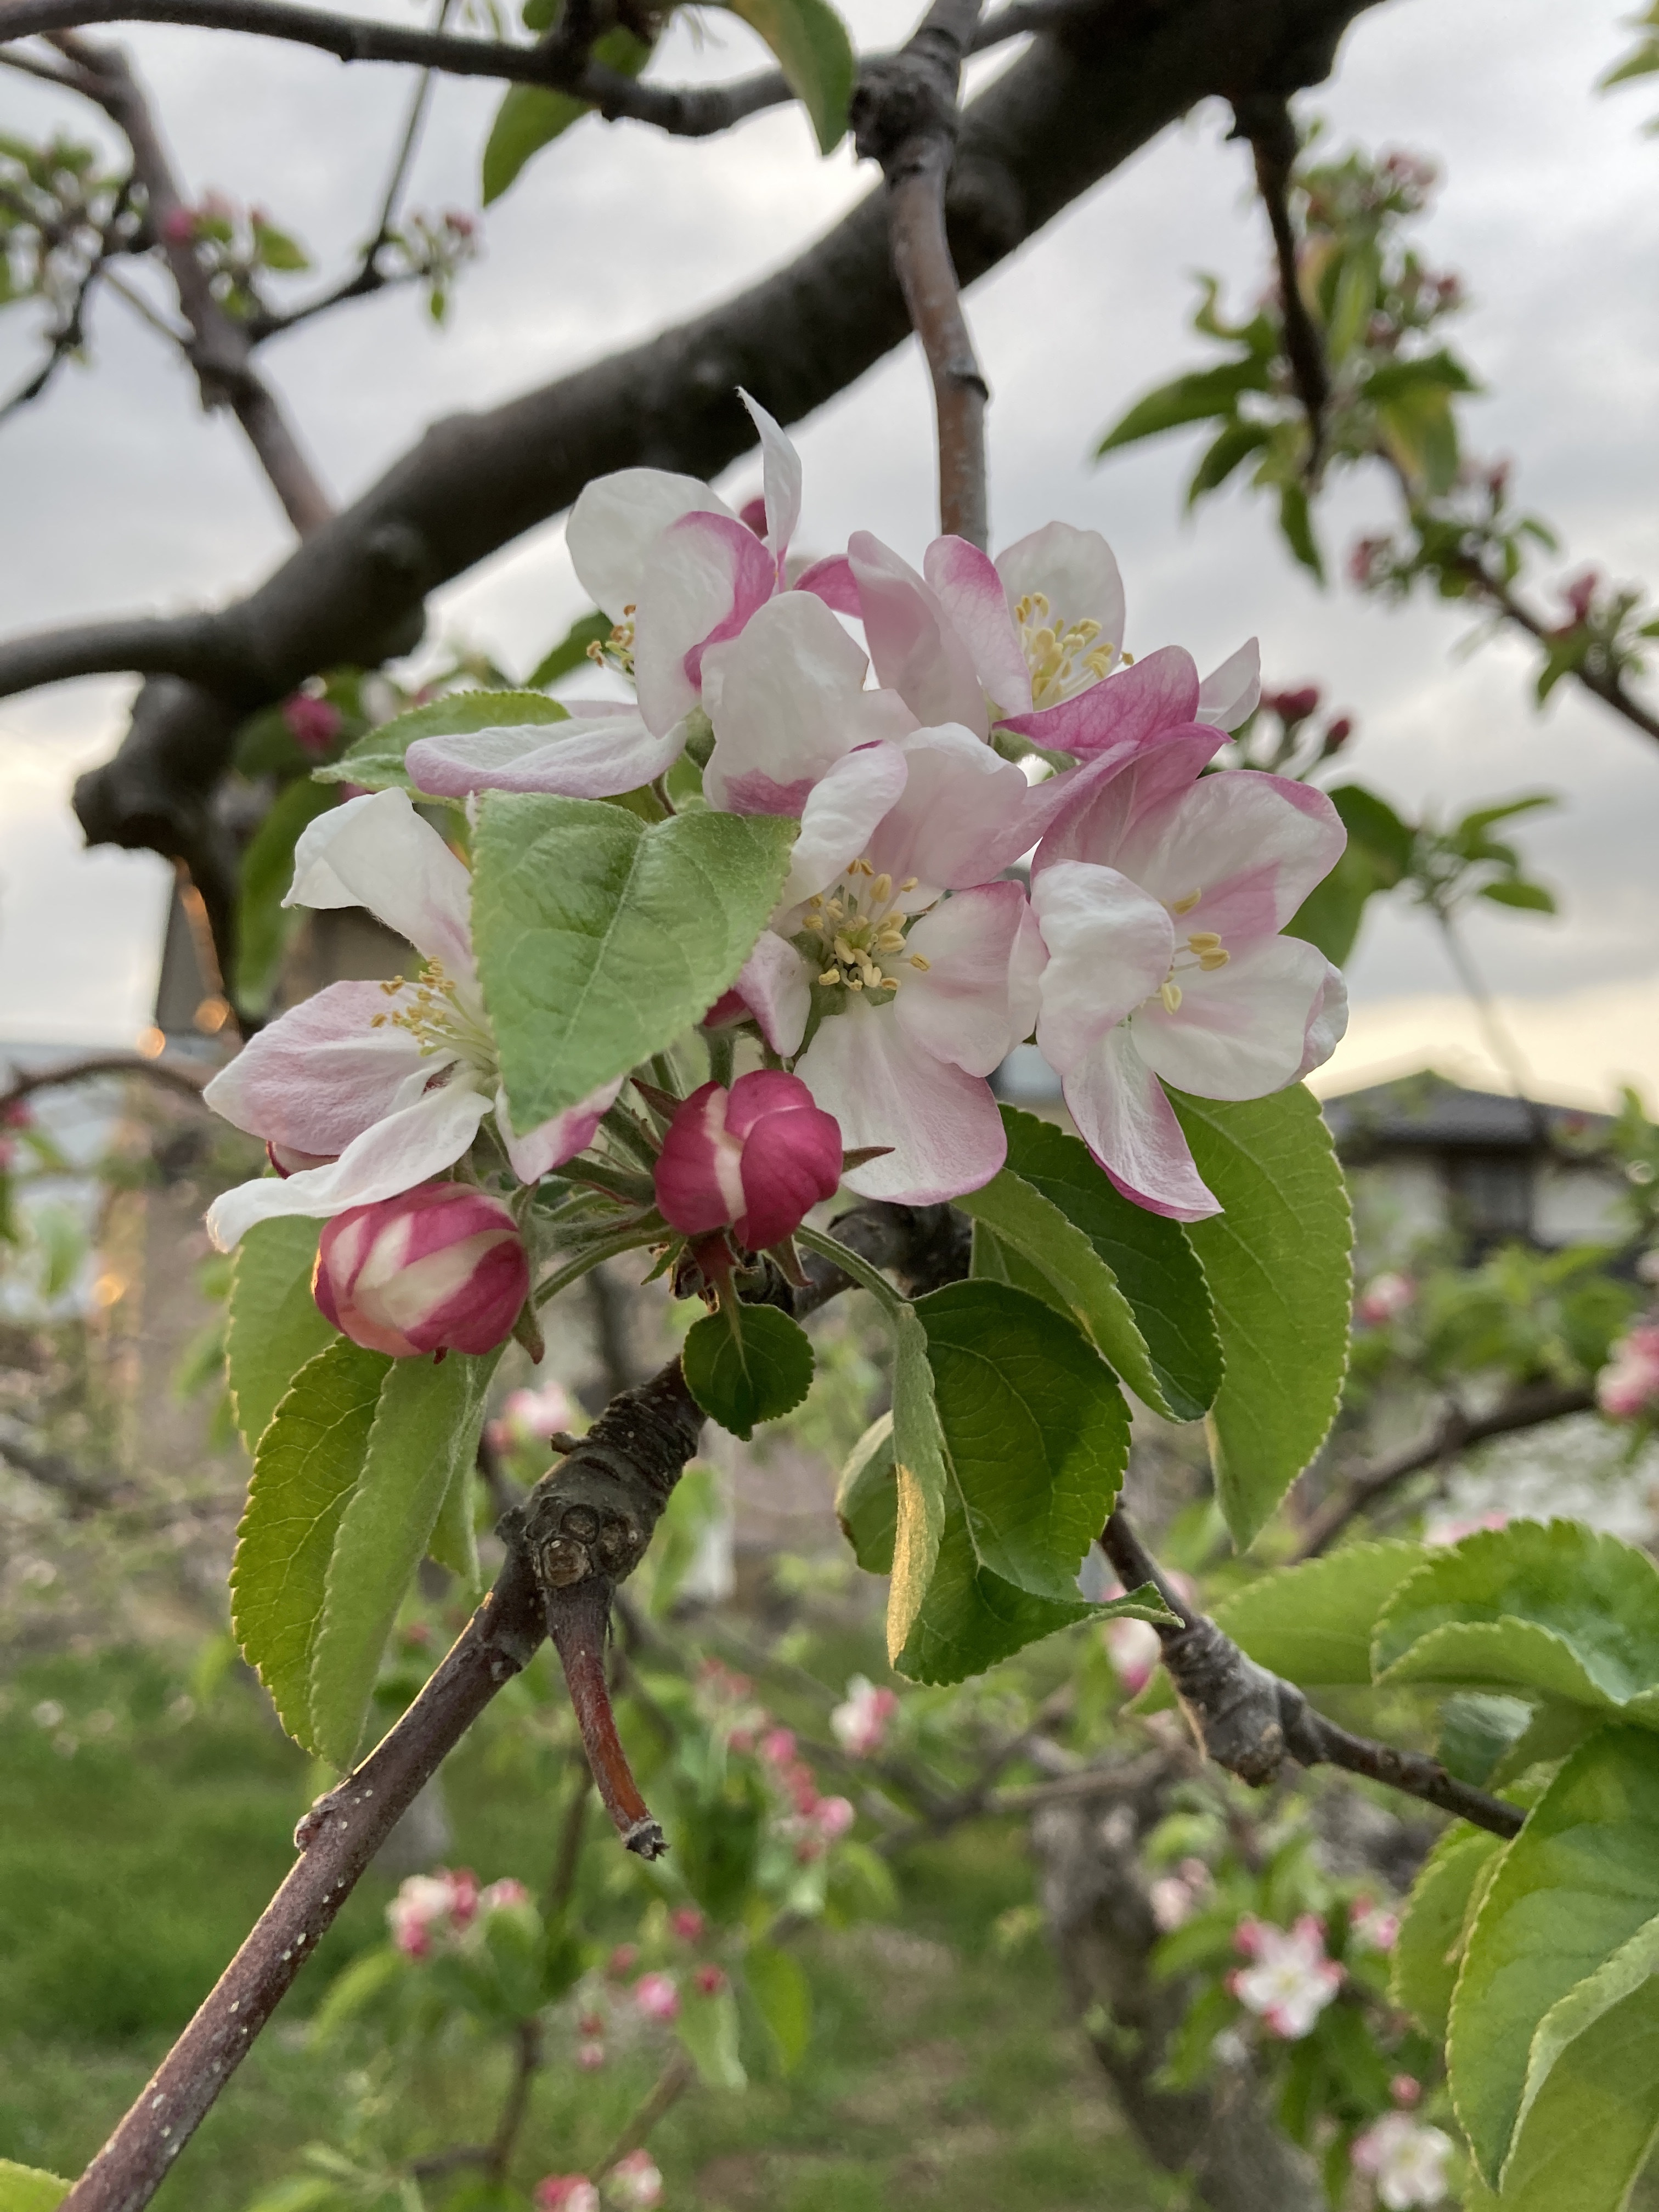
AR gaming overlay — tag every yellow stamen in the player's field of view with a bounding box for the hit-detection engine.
[1160,981,1183,1013]
[1187,930,1222,952]
[1198,949,1231,971]
[1171,890,1202,917]
[909,953,932,973]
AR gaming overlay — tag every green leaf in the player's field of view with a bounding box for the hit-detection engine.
[1331,782,1415,879]
[1095,358,1271,455]
[1391,1821,1509,2039]
[745,1940,811,2072]
[957,1107,1222,1421]
[1325,240,1379,365]
[1494,1920,1659,2209]
[1373,1520,1659,1714]
[230,1338,390,1751]
[1168,1087,1352,1549]
[1212,1540,1425,1685]
[676,1973,747,2090]
[1284,844,1379,966]
[308,1349,500,1769]
[0,2162,70,2212]
[472,794,796,1127]
[890,1283,1133,1685]
[481,27,651,202]
[526,609,610,689]
[1480,878,1556,913]
[1186,418,1271,506]
[836,1409,895,1573]
[314,691,568,797]
[234,777,338,1013]
[226,1216,337,1458]
[1450,1726,1659,2186]
[1276,481,1325,580]
[682,1307,815,1442]
[1376,384,1460,496]
[717,0,855,153]
[428,1452,479,1585]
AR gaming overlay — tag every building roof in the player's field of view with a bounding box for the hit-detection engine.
[1322,1070,1612,1155]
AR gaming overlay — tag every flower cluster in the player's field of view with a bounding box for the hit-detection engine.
[533,2154,662,2212]
[691,1657,858,1861]
[1228,1914,1344,2039]
[1356,1269,1416,1326]
[1351,2110,1454,2208]
[1598,1322,1659,1421]
[200,396,1351,1356]
[385,1866,528,1960]
[829,1674,898,1757]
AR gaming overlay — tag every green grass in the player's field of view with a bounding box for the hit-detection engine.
[1,1646,1174,2211]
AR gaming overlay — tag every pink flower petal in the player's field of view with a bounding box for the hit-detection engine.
[923,534,1031,718]
[736,1100,843,1249]
[206,1080,492,1250]
[634,509,776,735]
[495,1075,623,1181]
[865,725,1039,897]
[848,529,988,736]
[406,707,685,800]
[566,466,731,620]
[793,553,862,614]
[286,788,475,980]
[205,979,436,1156]
[1031,724,1224,877]
[1296,959,1348,1081]
[794,996,1006,1205]
[1108,770,1346,944]
[729,932,812,1056]
[999,643,1198,753]
[1060,1026,1220,1221]
[778,742,911,907]
[738,387,801,577]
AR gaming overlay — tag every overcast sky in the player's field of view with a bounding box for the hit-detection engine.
[2,0,1656,1106]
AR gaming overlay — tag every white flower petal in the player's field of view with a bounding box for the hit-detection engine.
[996,521,1126,662]
[406,708,686,799]
[734,932,812,1056]
[1196,637,1261,729]
[778,743,909,906]
[865,724,1036,899]
[285,787,475,980]
[1112,770,1346,942]
[848,530,988,736]
[204,979,437,1155]
[1060,1026,1220,1221]
[1131,934,1340,1100]
[566,468,731,620]
[923,534,1031,717]
[206,1080,490,1250]
[795,996,1005,1205]
[738,387,801,570]
[894,882,1039,1077]
[634,511,775,736]
[1031,860,1173,1070]
[496,1075,623,1182]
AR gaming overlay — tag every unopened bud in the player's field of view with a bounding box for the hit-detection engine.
[281,692,343,757]
[654,1073,842,1253]
[314,1182,529,1358]
[1266,685,1321,725]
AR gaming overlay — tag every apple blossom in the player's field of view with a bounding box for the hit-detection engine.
[1229,1915,1343,2039]
[605,2150,664,2211]
[1104,1615,1161,1695]
[1351,1899,1401,1953]
[633,1971,680,2023]
[1357,1271,1417,1325]
[654,1071,843,1252]
[670,1906,706,1943]
[1351,2112,1454,2208]
[535,2179,600,2212]
[830,1674,899,1757]
[478,1877,531,1912]
[313,1182,529,1357]
[488,1378,577,1456]
[1149,1858,1215,1933]
[202,788,619,1249]
[1030,732,1348,1218]
[693,1963,727,1995]
[387,1867,480,1959]
[1424,1509,1509,1547]
[577,2039,606,2072]
[1597,1323,1659,1420]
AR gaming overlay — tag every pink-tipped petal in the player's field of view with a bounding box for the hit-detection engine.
[894,882,1041,1077]
[205,979,437,1157]
[1062,1028,1220,1221]
[495,1075,623,1181]
[924,535,1031,718]
[1000,644,1199,754]
[793,554,862,615]
[286,788,476,981]
[848,531,988,737]
[1110,771,1346,941]
[1031,861,1174,1068]
[407,708,686,800]
[634,510,776,735]
[206,1080,492,1250]
[865,725,1039,898]
[1131,935,1341,1101]
[1031,725,1224,877]
[1296,960,1348,1081]
[654,1082,744,1237]
[567,467,731,620]
[995,522,1127,670]
[794,997,1007,1205]
[779,742,910,905]
[1197,637,1261,730]
[737,387,802,575]
[735,1102,843,1250]
[723,1068,822,1138]
[730,932,812,1056]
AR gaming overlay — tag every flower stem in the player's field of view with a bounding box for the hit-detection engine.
[533,1231,662,1311]
[794,1222,906,1316]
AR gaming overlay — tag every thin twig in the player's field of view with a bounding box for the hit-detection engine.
[1100,1510,1523,1840]
[594,2050,694,2178]
[1234,92,1329,481]
[1292,1379,1596,1560]
[854,0,989,545]
[0,1050,211,1117]
[0,174,136,424]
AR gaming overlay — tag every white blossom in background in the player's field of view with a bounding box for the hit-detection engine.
[1351,2111,1455,2208]
[1229,1915,1343,2039]
[605,2149,664,2210]
[830,1674,898,1756]
[1351,1898,1401,1952]
[1356,1270,1417,1325]
[1149,1857,1215,1932]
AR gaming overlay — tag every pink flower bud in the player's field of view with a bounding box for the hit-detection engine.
[281,692,342,756]
[815,1795,855,1841]
[162,205,199,244]
[654,1073,842,1252]
[1356,1271,1415,1327]
[633,1971,680,2022]
[695,1963,727,1995]
[607,2150,663,2210]
[607,1943,638,1979]
[738,495,769,538]
[670,1906,706,1943]
[535,2177,600,2212]
[1266,685,1322,725]
[1391,2073,1423,2107]
[579,2010,605,2038]
[314,1182,529,1358]
[479,1877,530,1913]
[577,2039,606,2071]
[758,1727,797,1768]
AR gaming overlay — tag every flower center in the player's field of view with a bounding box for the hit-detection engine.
[1015,590,1120,708]
[1146,890,1231,1014]
[802,858,933,1001]
[586,605,636,679]
[371,962,496,1075]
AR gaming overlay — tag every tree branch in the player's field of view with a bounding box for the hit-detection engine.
[855,0,989,545]
[1293,1379,1598,1560]
[0,1049,211,1117]
[1099,1510,1524,1841]
[1233,90,1329,478]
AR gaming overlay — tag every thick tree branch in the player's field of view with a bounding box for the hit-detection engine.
[1100,1510,1524,1840]
[1293,1379,1598,1560]
[854,0,989,545]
